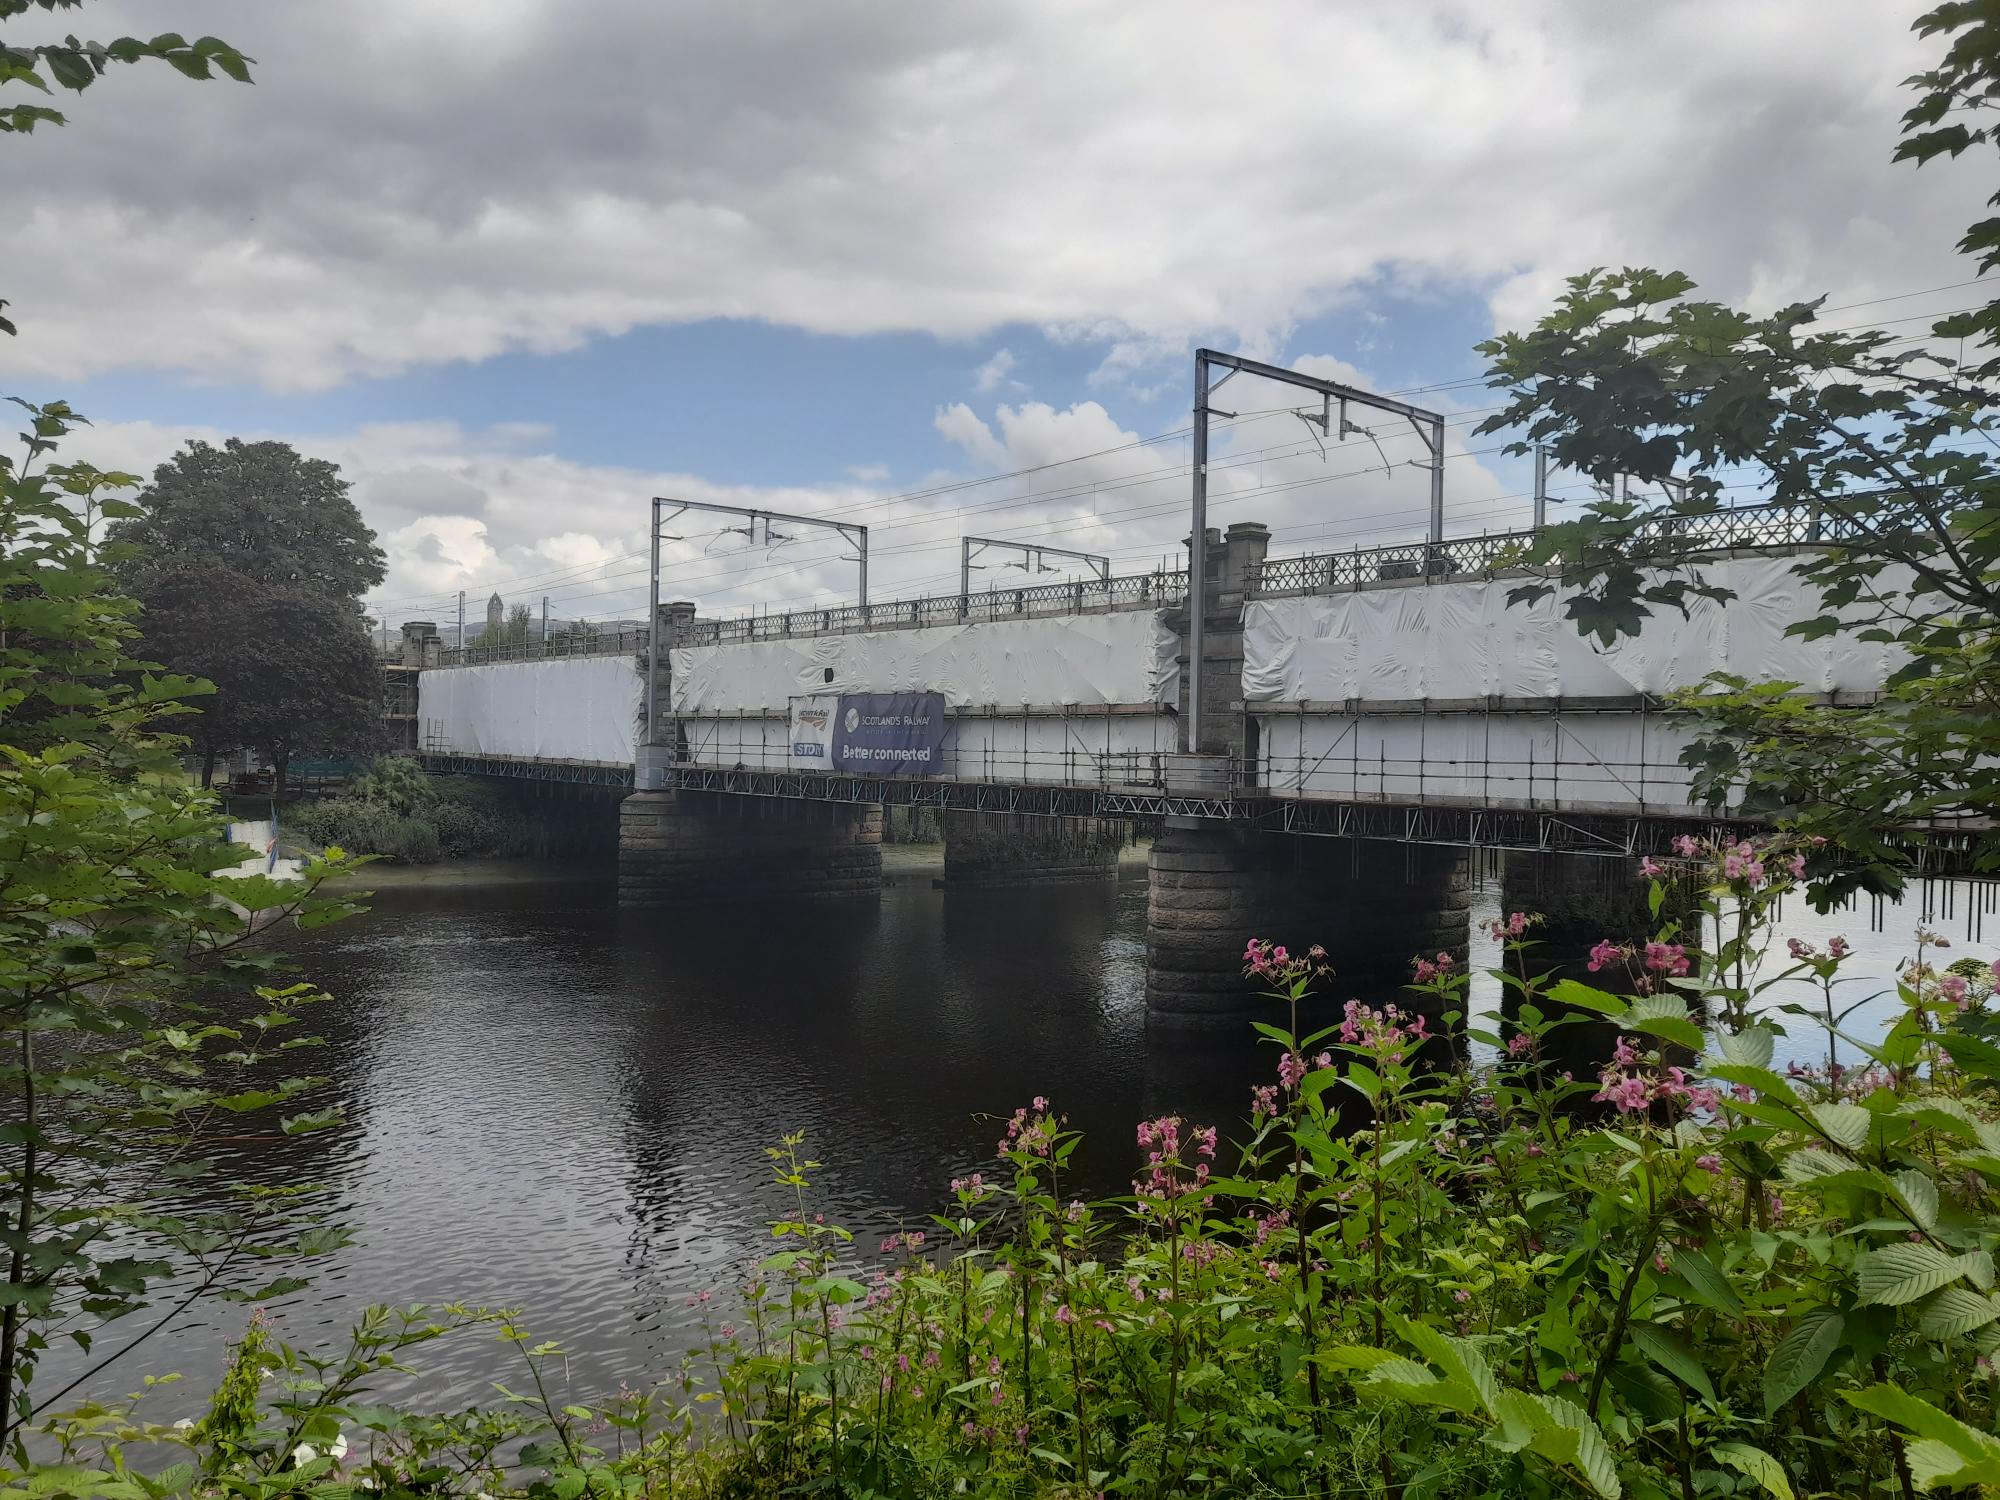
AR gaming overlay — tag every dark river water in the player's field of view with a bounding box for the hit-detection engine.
[47,853,1999,1422]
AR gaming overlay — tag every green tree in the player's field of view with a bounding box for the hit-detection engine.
[502,601,534,650]
[111,439,385,601]
[1476,3,2000,896]
[107,440,388,791]
[0,402,361,1456]
[0,3,252,336]
[138,562,386,789]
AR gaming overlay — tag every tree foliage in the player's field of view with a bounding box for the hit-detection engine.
[0,402,362,1458]
[111,440,384,603]
[0,3,253,335]
[106,440,388,787]
[1476,3,2000,897]
[136,562,386,786]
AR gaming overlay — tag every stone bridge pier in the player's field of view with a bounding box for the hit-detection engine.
[939,811,1125,890]
[618,791,882,906]
[1145,820,1471,1029]
[1498,850,1694,1079]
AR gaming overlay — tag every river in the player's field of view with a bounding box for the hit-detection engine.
[43,848,2000,1420]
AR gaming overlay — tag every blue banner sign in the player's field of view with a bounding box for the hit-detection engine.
[830,692,946,775]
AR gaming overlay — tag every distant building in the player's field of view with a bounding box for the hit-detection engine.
[486,591,504,638]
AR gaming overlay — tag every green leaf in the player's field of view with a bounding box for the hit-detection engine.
[1763,1308,1843,1413]
[1717,1025,1776,1070]
[1546,979,1629,1019]
[1918,1286,2000,1340]
[1892,1168,1940,1230]
[1939,1033,2000,1080]
[1711,1442,1795,1500]
[1708,1063,1803,1106]
[1668,1245,1744,1318]
[1631,1323,1714,1401]
[1843,1383,2000,1475]
[1526,1392,1622,1499]
[1857,1242,1967,1306]
[1629,1014,1706,1052]
[1809,1101,1870,1150]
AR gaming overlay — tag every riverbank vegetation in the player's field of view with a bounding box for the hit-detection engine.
[24,834,2000,1500]
[285,758,594,865]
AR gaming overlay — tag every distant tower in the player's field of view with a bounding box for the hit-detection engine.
[486,591,503,638]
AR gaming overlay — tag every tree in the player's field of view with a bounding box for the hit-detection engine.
[138,562,386,789]
[1,402,360,1456]
[111,439,385,600]
[502,601,534,650]
[107,439,388,789]
[1,4,253,336]
[1475,3,2000,898]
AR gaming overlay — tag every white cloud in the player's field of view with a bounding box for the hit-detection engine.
[972,348,1021,394]
[0,0,1984,392]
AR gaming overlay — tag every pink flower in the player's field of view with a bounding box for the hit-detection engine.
[1506,1032,1535,1058]
[1055,1305,1074,1325]
[1643,941,1690,977]
[1696,1153,1722,1172]
[1671,834,1701,857]
[1828,936,1850,958]
[1722,853,1744,881]
[1250,1084,1280,1119]
[1276,1051,1306,1091]
[1586,939,1624,973]
[1598,1074,1651,1113]
[1638,856,1665,878]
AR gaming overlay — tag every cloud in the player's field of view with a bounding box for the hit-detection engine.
[972,348,1021,394]
[58,353,1534,654]
[0,1,1984,392]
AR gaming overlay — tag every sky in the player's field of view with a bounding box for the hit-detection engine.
[2,0,1991,634]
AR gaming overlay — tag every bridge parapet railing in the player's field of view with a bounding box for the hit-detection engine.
[672,569,1190,649]
[437,628,650,668]
[1253,501,1865,596]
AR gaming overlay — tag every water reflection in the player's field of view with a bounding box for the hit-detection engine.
[44,858,1997,1420]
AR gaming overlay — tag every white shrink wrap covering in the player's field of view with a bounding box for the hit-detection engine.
[671,611,1180,714]
[1243,554,1907,703]
[419,656,642,763]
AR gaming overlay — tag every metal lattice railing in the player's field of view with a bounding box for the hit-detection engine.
[673,569,1190,648]
[1254,501,1865,595]
[420,500,1858,668]
[436,627,651,668]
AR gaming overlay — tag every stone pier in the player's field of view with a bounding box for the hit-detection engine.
[1500,851,1667,974]
[940,811,1124,890]
[1499,850,1691,1076]
[1145,819,1471,1027]
[618,791,882,906]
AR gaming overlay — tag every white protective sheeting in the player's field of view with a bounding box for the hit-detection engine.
[420,656,642,762]
[1242,554,1908,703]
[1254,710,1704,813]
[671,612,1180,714]
[680,712,1178,787]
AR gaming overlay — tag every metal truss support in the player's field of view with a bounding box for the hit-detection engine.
[416,756,1992,877]
[961,536,1110,603]
[1188,348,1449,752]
